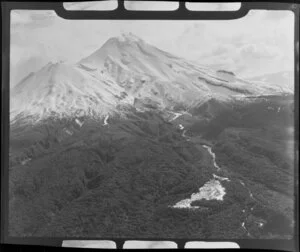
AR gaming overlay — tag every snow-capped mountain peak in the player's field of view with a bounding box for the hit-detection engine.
[118,32,143,43]
[10,34,292,124]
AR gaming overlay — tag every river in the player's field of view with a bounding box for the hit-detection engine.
[201,145,221,171]
[201,143,261,237]
[103,115,109,126]
[202,143,261,237]
[172,127,229,209]
[173,123,259,237]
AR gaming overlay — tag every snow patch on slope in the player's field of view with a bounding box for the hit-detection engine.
[10,62,124,122]
[11,34,291,124]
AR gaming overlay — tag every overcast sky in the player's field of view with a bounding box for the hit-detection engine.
[10,2,294,87]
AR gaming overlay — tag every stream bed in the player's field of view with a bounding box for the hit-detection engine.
[171,125,262,237]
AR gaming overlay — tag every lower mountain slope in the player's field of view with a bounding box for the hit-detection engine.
[9,95,295,239]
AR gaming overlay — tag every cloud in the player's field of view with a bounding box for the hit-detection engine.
[11,10,56,30]
[238,43,282,59]
[200,44,236,58]
[263,10,294,20]
[10,11,32,26]
[186,10,294,77]
[10,9,294,84]
[213,45,233,55]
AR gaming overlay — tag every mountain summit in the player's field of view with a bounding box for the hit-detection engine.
[10,34,292,123]
[118,32,144,43]
[78,32,184,82]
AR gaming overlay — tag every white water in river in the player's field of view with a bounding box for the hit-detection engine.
[169,111,192,122]
[103,115,109,126]
[171,125,258,238]
[75,118,84,127]
[199,140,260,237]
[169,112,182,122]
[179,125,189,140]
[213,174,230,182]
[172,141,228,209]
[202,145,221,171]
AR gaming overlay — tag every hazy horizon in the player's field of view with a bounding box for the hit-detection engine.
[10,7,294,87]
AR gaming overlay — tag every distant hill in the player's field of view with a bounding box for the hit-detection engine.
[248,71,294,93]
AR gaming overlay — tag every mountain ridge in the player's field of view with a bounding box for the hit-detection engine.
[10,33,293,123]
